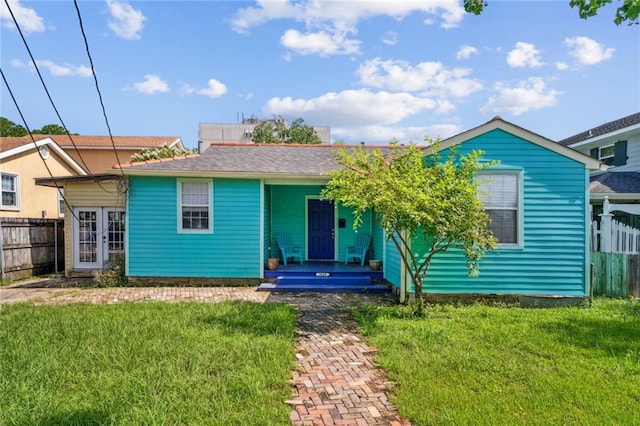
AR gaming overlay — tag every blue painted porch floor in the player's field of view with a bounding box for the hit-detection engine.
[259,261,389,293]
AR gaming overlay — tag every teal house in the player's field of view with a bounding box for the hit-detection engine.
[120,118,602,300]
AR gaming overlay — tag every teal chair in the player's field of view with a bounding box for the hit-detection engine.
[345,234,371,266]
[276,233,303,265]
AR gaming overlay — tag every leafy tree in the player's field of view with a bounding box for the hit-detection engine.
[464,0,640,25]
[321,143,496,313]
[130,144,197,162]
[251,117,321,144]
[0,117,27,136]
[33,124,67,135]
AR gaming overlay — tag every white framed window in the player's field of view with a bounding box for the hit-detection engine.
[1,173,19,210]
[478,172,522,246]
[177,179,213,233]
[598,144,615,162]
[58,188,65,217]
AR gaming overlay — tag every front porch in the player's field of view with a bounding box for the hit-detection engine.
[259,261,389,293]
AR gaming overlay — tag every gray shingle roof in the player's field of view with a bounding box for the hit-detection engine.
[558,112,640,147]
[590,172,640,194]
[119,143,392,177]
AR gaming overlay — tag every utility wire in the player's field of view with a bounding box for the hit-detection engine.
[2,0,117,195]
[73,0,124,175]
[1,67,80,223]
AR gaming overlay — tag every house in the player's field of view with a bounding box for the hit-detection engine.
[198,116,330,152]
[118,117,602,301]
[32,135,185,277]
[1,136,86,218]
[558,112,640,227]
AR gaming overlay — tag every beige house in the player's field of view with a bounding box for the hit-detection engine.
[1,137,86,218]
[47,134,184,173]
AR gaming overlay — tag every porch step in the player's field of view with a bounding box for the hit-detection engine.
[257,282,390,294]
[277,275,372,286]
[258,275,390,293]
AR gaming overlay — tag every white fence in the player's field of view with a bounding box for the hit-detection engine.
[592,197,640,254]
[591,219,640,254]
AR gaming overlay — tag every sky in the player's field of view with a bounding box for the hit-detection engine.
[1,0,638,149]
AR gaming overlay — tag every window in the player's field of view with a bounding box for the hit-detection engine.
[478,173,521,245]
[58,188,65,217]
[1,173,19,210]
[599,144,615,162]
[590,141,627,166]
[177,179,212,232]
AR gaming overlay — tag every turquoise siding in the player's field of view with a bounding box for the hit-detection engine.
[127,176,261,278]
[403,129,589,296]
[264,185,272,261]
[384,233,403,290]
[337,205,373,262]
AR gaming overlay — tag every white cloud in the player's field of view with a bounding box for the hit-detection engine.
[11,58,91,77]
[181,79,228,98]
[107,0,146,40]
[133,75,169,94]
[357,58,482,98]
[564,36,614,66]
[555,61,569,71]
[262,89,452,128]
[281,29,360,56]
[481,77,560,116]
[381,31,398,46]
[456,45,478,60]
[332,123,461,145]
[230,1,466,56]
[507,42,544,68]
[0,0,45,33]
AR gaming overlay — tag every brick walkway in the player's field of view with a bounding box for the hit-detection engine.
[0,280,411,425]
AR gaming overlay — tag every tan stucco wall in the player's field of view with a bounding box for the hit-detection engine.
[1,149,78,218]
[63,181,124,276]
[66,149,139,173]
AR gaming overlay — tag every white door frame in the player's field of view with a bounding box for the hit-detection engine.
[73,207,125,269]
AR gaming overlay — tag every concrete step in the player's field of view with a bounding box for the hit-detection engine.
[276,275,372,286]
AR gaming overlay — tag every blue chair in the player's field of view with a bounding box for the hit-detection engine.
[345,234,371,266]
[276,233,303,266]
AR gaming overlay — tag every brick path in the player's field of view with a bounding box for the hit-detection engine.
[1,280,411,425]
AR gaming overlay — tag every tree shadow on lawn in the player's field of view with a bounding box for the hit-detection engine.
[535,302,640,357]
[38,409,110,426]
[198,301,296,337]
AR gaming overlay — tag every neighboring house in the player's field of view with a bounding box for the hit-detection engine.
[558,112,640,227]
[48,134,184,174]
[118,117,601,300]
[1,137,86,218]
[33,135,185,277]
[198,116,330,152]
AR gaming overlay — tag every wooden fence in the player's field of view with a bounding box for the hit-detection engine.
[1,218,64,281]
[591,251,640,298]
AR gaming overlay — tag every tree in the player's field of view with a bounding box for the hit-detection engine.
[0,117,27,136]
[321,143,496,312]
[130,144,197,162]
[33,124,67,135]
[251,117,321,144]
[464,0,640,25]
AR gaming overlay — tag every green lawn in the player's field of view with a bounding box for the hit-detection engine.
[0,301,296,425]
[355,298,640,426]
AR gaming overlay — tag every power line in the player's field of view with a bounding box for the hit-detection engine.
[73,0,124,175]
[2,0,117,194]
[1,67,81,223]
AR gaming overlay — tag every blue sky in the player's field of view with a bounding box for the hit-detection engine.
[1,1,638,149]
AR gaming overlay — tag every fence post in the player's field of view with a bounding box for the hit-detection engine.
[600,197,613,253]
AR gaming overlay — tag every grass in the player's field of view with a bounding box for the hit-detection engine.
[0,301,297,425]
[355,298,640,426]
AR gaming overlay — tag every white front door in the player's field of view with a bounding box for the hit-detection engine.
[73,208,125,269]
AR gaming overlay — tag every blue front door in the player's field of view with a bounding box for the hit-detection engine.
[308,199,335,260]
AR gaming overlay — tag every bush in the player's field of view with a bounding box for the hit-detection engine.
[93,255,128,287]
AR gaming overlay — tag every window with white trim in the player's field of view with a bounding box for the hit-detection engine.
[478,173,520,245]
[598,144,615,162]
[178,179,212,232]
[58,188,65,217]
[1,173,19,210]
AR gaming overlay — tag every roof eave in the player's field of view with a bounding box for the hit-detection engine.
[117,169,332,181]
